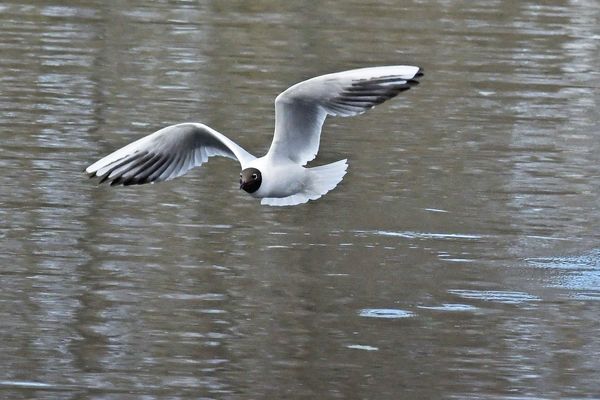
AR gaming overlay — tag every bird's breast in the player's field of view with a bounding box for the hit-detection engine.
[250,160,306,199]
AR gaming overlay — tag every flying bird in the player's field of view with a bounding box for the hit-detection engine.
[86,65,422,206]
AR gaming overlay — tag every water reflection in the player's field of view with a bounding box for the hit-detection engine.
[448,290,541,305]
[358,309,415,319]
[528,249,600,299]
[1,0,600,398]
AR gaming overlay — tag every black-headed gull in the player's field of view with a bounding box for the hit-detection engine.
[86,65,422,206]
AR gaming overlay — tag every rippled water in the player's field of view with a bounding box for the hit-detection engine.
[1,1,600,399]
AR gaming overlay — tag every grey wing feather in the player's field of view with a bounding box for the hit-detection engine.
[86,123,255,186]
[267,65,423,165]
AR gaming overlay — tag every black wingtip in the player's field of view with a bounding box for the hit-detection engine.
[97,173,111,184]
[109,177,123,186]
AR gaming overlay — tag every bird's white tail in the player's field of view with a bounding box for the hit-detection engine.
[308,159,348,198]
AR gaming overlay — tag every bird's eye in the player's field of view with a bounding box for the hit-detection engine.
[252,173,257,179]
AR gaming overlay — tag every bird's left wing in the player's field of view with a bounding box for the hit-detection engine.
[85,123,255,186]
[267,65,422,165]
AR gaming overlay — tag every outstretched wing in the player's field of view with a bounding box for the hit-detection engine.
[85,123,255,186]
[267,65,422,165]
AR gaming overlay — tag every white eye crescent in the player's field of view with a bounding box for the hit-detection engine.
[252,173,257,179]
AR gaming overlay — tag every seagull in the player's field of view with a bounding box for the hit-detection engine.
[86,65,422,206]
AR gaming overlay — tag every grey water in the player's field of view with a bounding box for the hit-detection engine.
[1,1,600,399]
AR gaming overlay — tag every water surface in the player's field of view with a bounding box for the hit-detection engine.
[1,1,600,399]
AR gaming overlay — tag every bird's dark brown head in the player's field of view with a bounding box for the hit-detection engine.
[239,168,262,193]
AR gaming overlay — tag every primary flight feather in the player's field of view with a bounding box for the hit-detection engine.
[86,65,423,206]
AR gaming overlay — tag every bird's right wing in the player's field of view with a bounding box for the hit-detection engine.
[267,65,422,165]
[85,123,255,186]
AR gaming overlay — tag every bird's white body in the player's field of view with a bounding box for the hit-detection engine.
[244,155,348,206]
[86,65,422,206]
[247,156,305,199]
